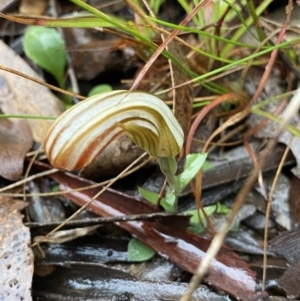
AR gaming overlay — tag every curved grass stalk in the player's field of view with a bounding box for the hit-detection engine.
[0,114,56,120]
[251,107,300,138]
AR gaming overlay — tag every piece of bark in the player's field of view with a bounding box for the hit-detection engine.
[19,0,47,15]
[0,197,33,301]
[0,118,33,181]
[289,176,300,226]
[0,40,64,143]
[269,225,300,265]
[277,261,300,299]
[168,41,194,139]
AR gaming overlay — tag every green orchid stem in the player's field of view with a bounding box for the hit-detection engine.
[158,157,178,193]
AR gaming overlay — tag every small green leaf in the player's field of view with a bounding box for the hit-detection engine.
[162,191,177,212]
[230,223,240,232]
[185,205,217,234]
[128,238,156,261]
[88,84,113,97]
[138,186,159,205]
[220,102,232,111]
[23,26,66,88]
[216,202,229,214]
[138,186,175,212]
[51,184,59,192]
[202,160,213,171]
[176,153,208,193]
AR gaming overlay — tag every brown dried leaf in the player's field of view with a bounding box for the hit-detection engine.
[267,173,292,230]
[0,0,17,12]
[277,261,300,299]
[0,119,33,181]
[269,225,300,265]
[289,176,300,226]
[0,197,33,301]
[19,0,47,15]
[278,126,300,179]
[0,40,64,143]
[268,225,300,297]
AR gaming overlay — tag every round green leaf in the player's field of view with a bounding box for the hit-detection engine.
[88,84,113,97]
[128,238,156,261]
[23,26,66,87]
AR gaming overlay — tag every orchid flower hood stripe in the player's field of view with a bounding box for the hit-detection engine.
[44,90,184,171]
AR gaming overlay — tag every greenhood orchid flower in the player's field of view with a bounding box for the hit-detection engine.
[44,90,184,171]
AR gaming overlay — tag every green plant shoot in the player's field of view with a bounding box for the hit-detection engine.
[140,153,209,212]
[88,84,113,97]
[128,237,156,261]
